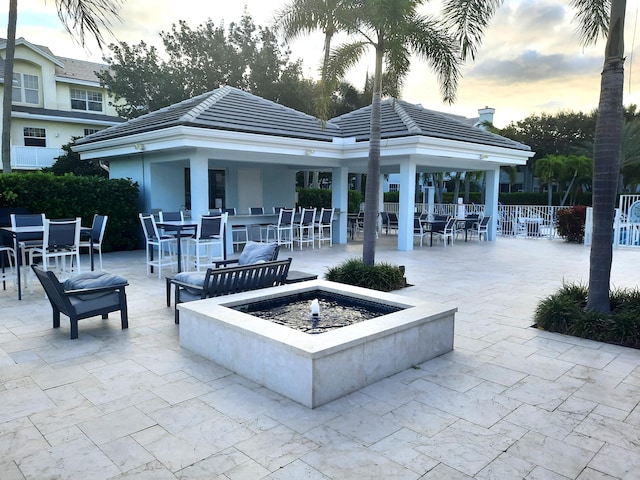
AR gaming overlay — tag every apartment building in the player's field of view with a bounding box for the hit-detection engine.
[0,37,124,170]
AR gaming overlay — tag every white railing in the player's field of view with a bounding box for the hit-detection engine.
[11,146,63,170]
[383,202,564,239]
[585,196,640,248]
[611,195,640,248]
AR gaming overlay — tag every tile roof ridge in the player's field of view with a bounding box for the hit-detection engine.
[180,86,232,123]
[392,99,422,134]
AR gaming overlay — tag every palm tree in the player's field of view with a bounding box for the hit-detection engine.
[274,0,354,120]
[560,155,592,206]
[328,0,460,265]
[274,0,354,189]
[2,0,122,173]
[442,0,625,314]
[535,155,565,206]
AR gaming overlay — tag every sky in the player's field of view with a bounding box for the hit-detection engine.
[3,0,640,128]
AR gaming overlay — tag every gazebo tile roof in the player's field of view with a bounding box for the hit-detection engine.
[330,99,530,151]
[76,86,530,153]
[78,87,342,144]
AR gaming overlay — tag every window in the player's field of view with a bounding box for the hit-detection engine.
[70,88,103,112]
[84,128,101,136]
[23,127,46,147]
[389,183,399,193]
[12,73,39,104]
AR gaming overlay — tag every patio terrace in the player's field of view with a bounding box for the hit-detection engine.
[1,235,639,479]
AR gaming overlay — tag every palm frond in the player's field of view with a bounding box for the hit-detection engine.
[55,0,122,49]
[441,0,503,61]
[327,41,370,83]
[570,0,610,46]
[408,16,461,104]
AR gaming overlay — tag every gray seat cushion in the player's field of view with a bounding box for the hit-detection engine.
[238,241,277,265]
[173,271,207,296]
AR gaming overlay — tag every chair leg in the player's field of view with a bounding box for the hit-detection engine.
[120,290,129,329]
[70,318,79,339]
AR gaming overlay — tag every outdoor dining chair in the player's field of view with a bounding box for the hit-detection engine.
[0,245,16,291]
[28,218,82,289]
[10,213,45,275]
[296,207,316,249]
[79,214,108,270]
[249,207,270,241]
[413,217,426,247]
[314,207,334,247]
[225,208,247,252]
[266,208,294,249]
[139,213,178,279]
[186,213,227,272]
[433,217,457,247]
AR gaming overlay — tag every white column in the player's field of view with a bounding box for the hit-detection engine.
[332,166,349,244]
[190,152,209,219]
[484,168,499,241]
[398,160,416,250]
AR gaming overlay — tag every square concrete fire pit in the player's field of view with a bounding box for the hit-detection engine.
[179,280,456,408]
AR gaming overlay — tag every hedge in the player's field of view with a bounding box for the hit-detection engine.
[0,172,140,251]
[296,188,363,213]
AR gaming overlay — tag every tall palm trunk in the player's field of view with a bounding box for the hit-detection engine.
[2,0,18,173]
[587,0,626,313]
[362,46,384,265]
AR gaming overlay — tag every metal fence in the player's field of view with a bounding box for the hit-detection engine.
[383,202,564,239]
[382,199,640,248]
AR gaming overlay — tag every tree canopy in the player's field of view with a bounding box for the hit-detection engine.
[98,11,317,119]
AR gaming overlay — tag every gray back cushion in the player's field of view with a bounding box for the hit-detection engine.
[238,241,277,265]
[63,271,127,290]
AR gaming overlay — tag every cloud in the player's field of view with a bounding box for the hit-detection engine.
[468,49,602,83]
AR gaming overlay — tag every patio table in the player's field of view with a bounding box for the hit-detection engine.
[421,220,447,247]
[155,219,199,273]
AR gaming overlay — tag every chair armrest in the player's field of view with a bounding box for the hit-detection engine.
[213,259,240,268]
[170,278,204,292]
[63,283,128,296]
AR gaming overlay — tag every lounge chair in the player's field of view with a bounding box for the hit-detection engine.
[31,265,129,339]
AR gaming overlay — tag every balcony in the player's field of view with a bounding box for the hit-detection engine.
[11,146,64,170]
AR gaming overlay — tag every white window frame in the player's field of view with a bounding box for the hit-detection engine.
[389,183,400,193]
[70,88,103,112]
[12,73,39,104]
[23,127,46,147]
[84,128,101,136]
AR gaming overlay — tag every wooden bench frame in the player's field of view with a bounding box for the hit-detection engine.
[171,258,292,323]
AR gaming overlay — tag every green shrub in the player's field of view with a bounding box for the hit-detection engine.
[325,258,406,292]
[555,205,586,243]
[0,172,140,251]
[534,283,640,349]
[296,188,363,213]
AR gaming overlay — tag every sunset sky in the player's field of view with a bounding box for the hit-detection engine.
[3,0,640,127]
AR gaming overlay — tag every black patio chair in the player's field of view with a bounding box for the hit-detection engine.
[31,265,129,339]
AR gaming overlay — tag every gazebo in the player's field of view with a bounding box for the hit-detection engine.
[74,86,533,249]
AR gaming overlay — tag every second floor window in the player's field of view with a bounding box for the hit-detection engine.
[12,73,39,104]
[71,88,103,112]
[389,183,399,193]
[23,127,46,147]
[84,128,101,136]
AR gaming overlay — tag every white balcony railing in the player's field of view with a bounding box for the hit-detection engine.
[11,146,64,170]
